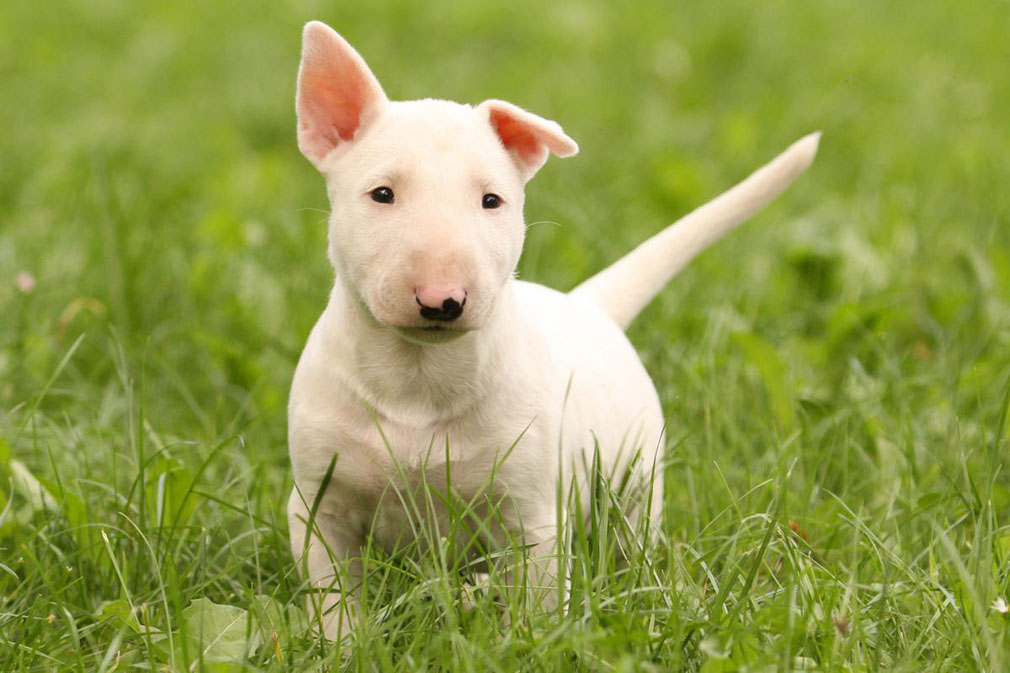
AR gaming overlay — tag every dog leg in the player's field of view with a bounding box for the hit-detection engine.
[287,487,364,641]
[502,508,564,616]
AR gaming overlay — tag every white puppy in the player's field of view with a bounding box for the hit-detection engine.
[287,20,819,639]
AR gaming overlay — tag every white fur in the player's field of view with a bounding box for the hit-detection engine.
[287,21,819,640]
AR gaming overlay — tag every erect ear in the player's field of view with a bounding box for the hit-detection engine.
[478,100,579,182]
[296,21,388,169]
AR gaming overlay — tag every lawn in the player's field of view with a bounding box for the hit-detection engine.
[2,0,1010,670]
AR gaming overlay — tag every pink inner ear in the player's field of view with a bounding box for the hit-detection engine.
[488,107,549,169]
[301,63,370,144]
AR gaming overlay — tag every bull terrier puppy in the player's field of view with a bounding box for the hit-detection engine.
[287,20,819,640]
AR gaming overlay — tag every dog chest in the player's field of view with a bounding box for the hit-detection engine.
[314,415,554,554]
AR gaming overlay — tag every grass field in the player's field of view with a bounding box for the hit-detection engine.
[3,1,1010,670]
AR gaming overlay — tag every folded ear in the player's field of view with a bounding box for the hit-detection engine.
[297,21,388,169]
[478,100,578,182]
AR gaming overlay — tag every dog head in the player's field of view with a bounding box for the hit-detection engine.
[296,21,578,345]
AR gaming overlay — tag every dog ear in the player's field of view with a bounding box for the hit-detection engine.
[479,100,579,182]
[297,21,388,169]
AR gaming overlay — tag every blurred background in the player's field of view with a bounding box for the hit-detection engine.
[4,0,1008,480]
[1,0,1009,665]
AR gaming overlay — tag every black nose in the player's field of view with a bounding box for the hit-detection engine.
[417,296,465,322]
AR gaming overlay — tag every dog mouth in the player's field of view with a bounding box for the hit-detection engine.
[393,324,469,345]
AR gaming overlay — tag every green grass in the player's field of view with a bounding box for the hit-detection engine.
[2,0,1010,670]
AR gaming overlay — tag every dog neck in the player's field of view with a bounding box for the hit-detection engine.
[320,278,518,428]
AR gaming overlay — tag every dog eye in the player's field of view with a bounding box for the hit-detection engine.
[371,187,395,204]
[482,193,502,209]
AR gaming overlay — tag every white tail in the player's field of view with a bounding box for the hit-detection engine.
[570,132,821,330]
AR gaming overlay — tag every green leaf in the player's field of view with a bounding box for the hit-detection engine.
[699,658,737,673]
[145,457,198,529]
[699,635,730,659]
[915,492,944,511]
[182,597,257,664]
[251,595,309,642]
[8,459,58,513]
[96,599,142,633]
[732,332,796,431]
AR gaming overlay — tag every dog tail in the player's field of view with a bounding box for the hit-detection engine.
[570,132,821,330]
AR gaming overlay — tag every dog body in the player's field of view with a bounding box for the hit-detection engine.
[287,21,818,639]
[289,278,662,637]
[290,280,663,520]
